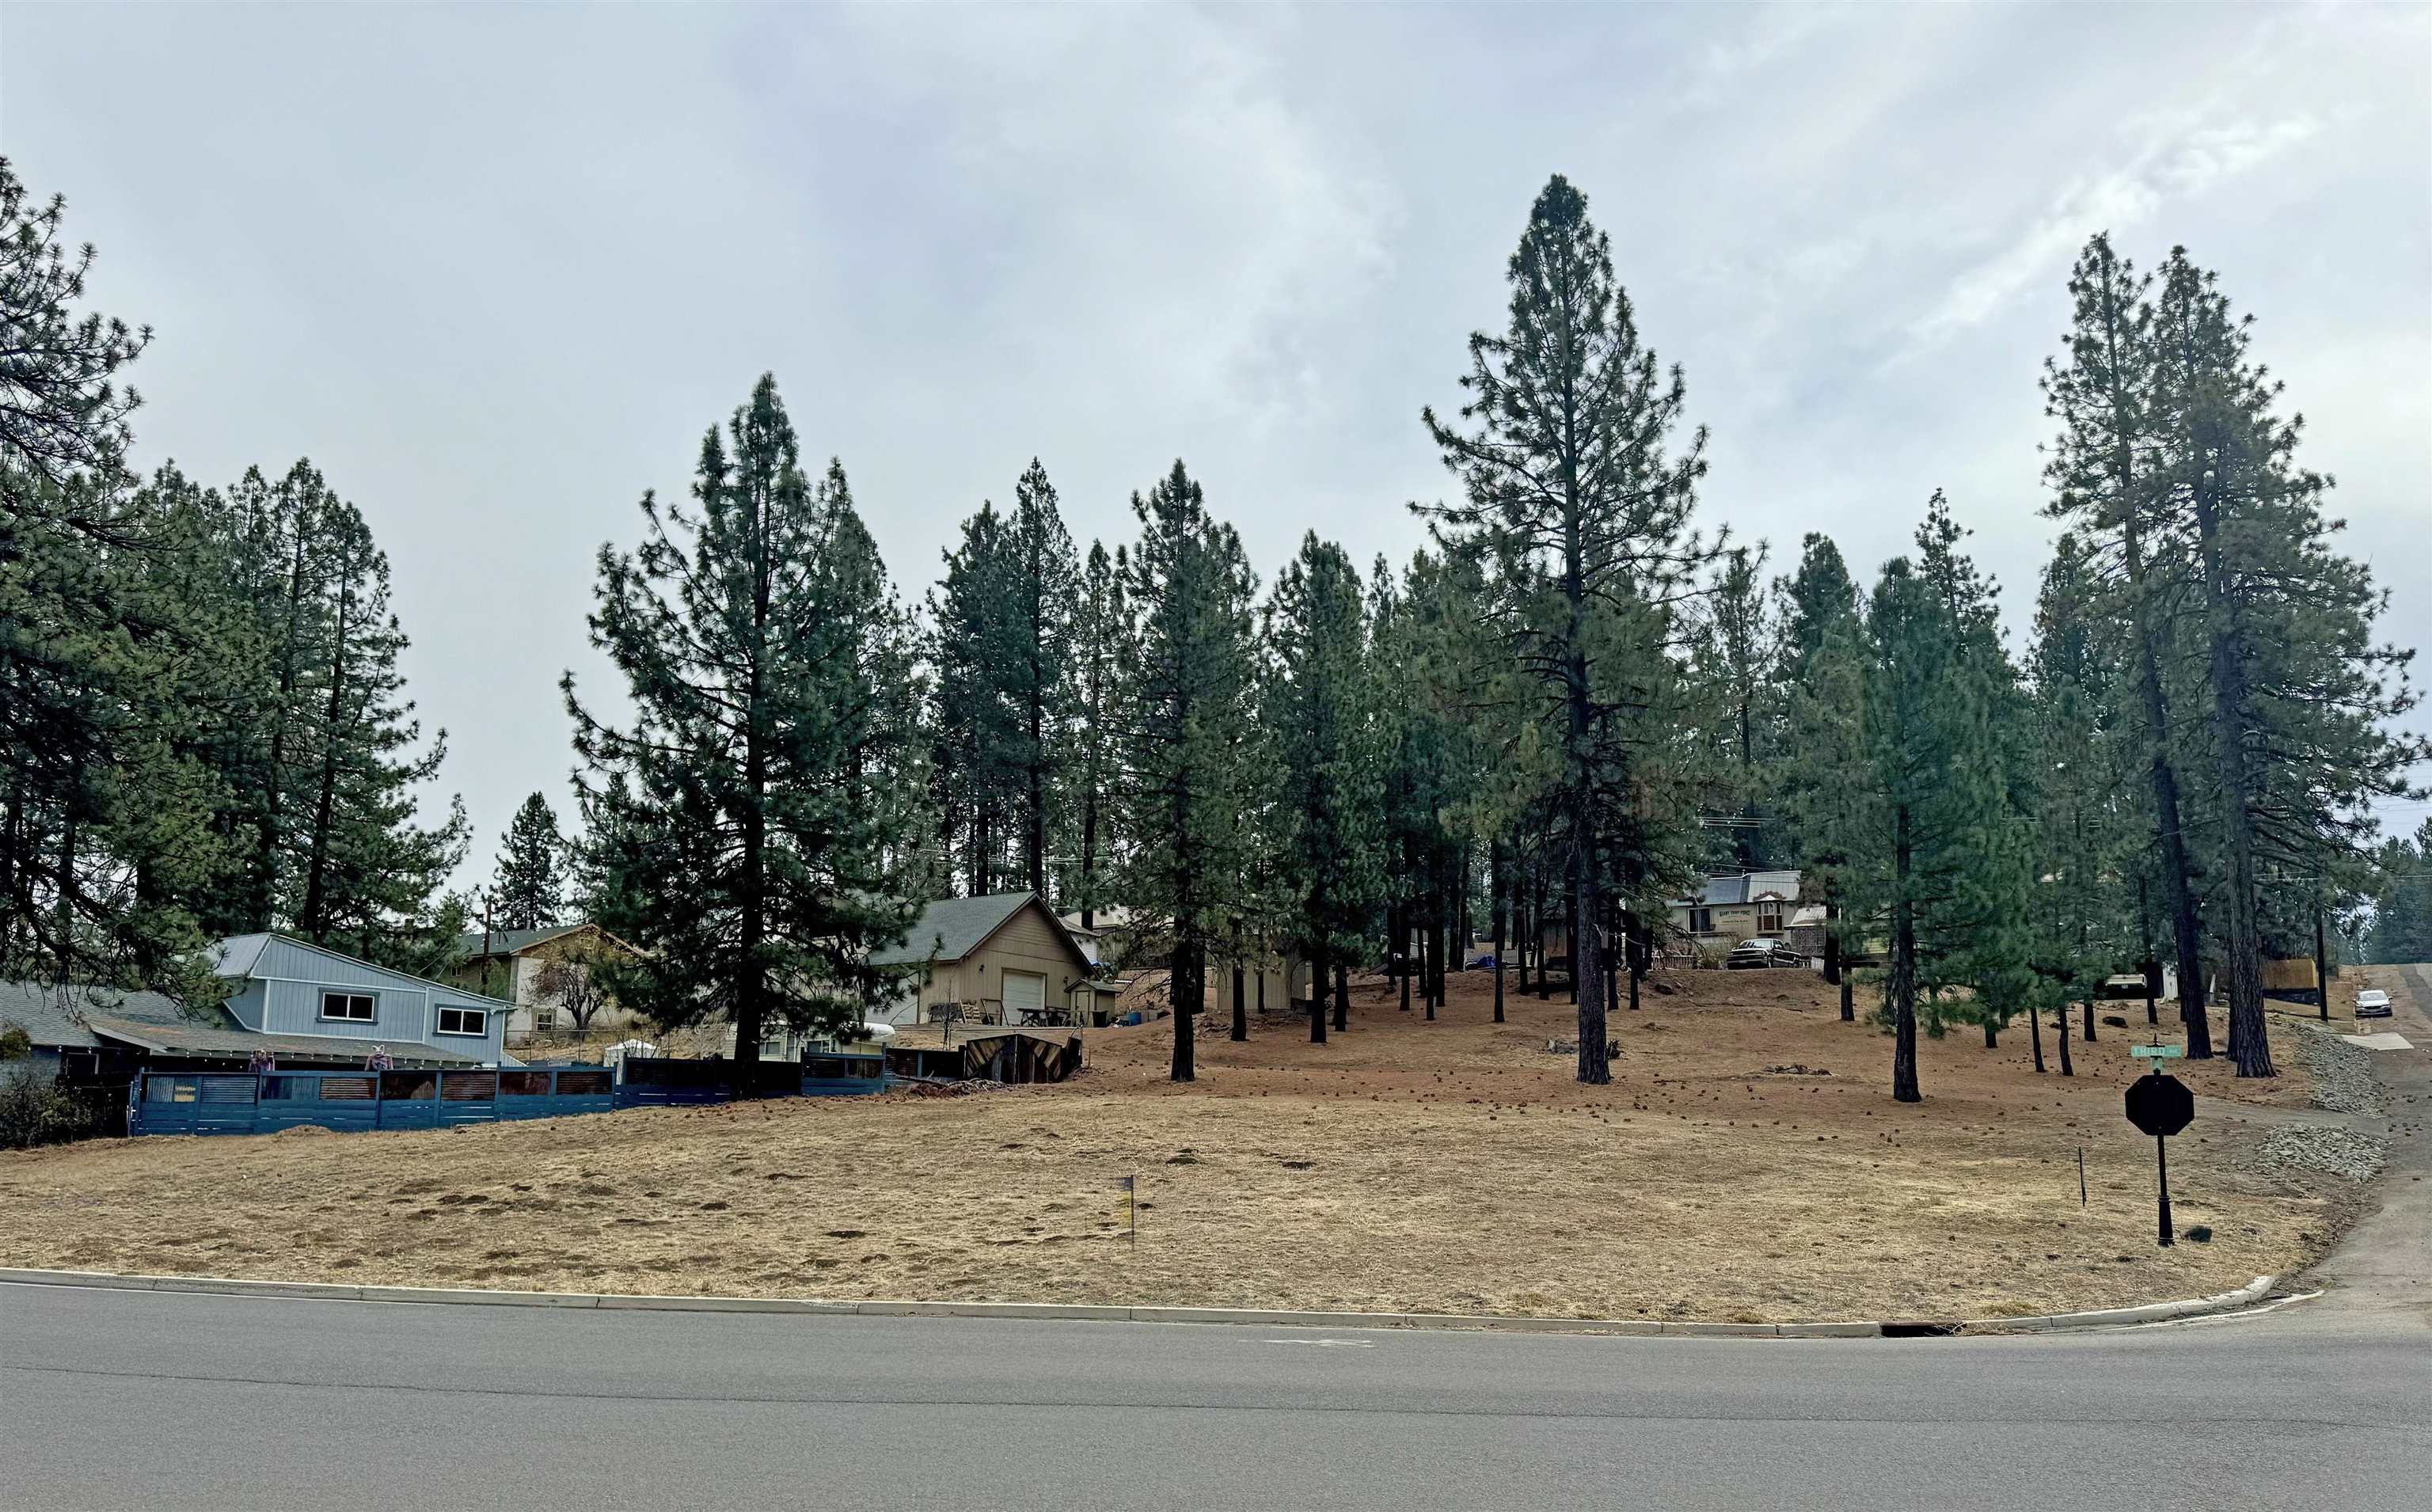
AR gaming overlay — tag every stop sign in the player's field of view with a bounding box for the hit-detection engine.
[2125,1073,2194,1138]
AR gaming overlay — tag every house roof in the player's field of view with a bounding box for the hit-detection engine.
[1671,871,1802,908]
[215,932,513,1008]
[83,1013,489,1069]
[450,921,600,960]
[0,980,195,1049]
[872,891,1090,972]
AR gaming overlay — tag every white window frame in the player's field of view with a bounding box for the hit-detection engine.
[1756,900,1784,934]
[434,1005,488,1038]
[321,991,376,1024]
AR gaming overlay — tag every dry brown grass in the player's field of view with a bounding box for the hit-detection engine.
[0,968,2363,1322]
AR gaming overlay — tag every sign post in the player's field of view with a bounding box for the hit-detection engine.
[2126,1043,2192,1248]
[1118,1174,1137,1251]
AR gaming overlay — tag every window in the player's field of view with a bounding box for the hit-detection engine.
[1756,901,1784,933]
[435,1005,488,1037]
[321,992,375,1023]
[1689,907,1714,935]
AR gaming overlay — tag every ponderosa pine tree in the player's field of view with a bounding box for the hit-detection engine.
[1005,462,1077,898]
[1421,174,1716,1085]
[490,792,568,930]
[1856,496,2020,1103]
[928,462,1077,900]
[929,501,1020,895]
[0,159,226,993]
[567,374,925,1061]
[1118,461,1258,1081]
[2042,234,2214,1054]
[1064,541,1129,929]
[1697,541,1777,868]
[1263,534,1382,1045]
[2146,248,2427,1077]
[1773,534,1868,1014]
[2024,532,2142,1054]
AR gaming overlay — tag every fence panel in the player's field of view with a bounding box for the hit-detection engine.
[131,1064,615,1137]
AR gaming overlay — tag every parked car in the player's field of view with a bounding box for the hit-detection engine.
[2355,989,2392,1020]
[1726,936,1807,970]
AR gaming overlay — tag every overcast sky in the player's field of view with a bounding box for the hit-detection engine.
[6,1,2427,890]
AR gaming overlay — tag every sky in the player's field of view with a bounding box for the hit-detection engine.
[5,1,2428,890]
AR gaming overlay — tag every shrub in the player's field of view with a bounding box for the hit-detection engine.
[0,1024,31,1061]
[0,1063,97,1149]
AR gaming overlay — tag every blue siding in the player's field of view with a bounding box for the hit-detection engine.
[131,1068,615,1135]
[230,936,509,1063]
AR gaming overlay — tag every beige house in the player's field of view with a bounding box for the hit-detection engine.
[872,891,1102,1028]
[446,921,641,1039]
[1666,871,1803,957]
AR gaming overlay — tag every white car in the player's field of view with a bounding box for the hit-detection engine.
[2355,989,2392,1020]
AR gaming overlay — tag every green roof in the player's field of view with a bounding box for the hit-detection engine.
[870,891,1083,969]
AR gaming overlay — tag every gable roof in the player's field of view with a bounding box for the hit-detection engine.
[1670,871,1803,908]
[870,891,1091,972]
[450,921,625,961]
[214,932,514,1008]
[0,980,195,1049]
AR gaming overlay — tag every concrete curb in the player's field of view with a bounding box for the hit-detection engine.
[0,1267,2278,1338]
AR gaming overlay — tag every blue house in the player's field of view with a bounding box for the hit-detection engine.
[207,933,516,1067]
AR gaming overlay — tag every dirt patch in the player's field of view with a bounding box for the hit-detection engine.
[0,970,2350,1321]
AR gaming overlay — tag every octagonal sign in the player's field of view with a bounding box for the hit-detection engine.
[2125,1073,2194,1138]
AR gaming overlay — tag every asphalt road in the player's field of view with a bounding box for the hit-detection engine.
[3,1282,2426,1512]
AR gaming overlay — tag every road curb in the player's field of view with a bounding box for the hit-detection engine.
[0,1266,2278,1337]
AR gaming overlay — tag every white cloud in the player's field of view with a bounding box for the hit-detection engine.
[1910,110,2322,342]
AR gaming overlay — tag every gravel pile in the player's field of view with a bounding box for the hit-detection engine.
[2255,1126,2387,1183]
[2297,1022,2385,1115]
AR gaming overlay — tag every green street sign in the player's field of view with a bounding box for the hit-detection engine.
[2130,1044,2186,1059]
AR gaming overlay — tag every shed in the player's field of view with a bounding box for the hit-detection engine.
[871,892,1096,1028]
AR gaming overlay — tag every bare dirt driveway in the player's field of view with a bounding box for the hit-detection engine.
[0,968,2385,1324]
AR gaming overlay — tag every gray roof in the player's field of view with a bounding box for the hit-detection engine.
[0,980,194,1048]
[871,891,1085,969]
[83,1013,488,1069]
[1671,871,1802,908]
[211,933,274,978]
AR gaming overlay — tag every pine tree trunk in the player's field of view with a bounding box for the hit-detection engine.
[1423,900,1437,1020]
[1229,942,1247,1043]
[298,567,355,943]
[1171,936,1198,1081]
[1309,944,1328,1044]
[2030,991,2046,1073]
[1890,803,1920,1103]
[1983,1016,1997,1050]
[1079,791,1097,932]
[1822,901,1842,986]
[2083,997,2096,1043]
[1333,960,1348,1031]
[2101,289,2211,1057]
[1840,973,1854,1023]
[1625,910,1644,1012]
[2314,905,2330,1023]
[2055,999,2073,1077]
[2192,482,2273,1077]
[1398,904,1412,1012]
[1492,841,1507,1024]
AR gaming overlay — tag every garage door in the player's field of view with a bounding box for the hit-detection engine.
[1002,970,1047,1021]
